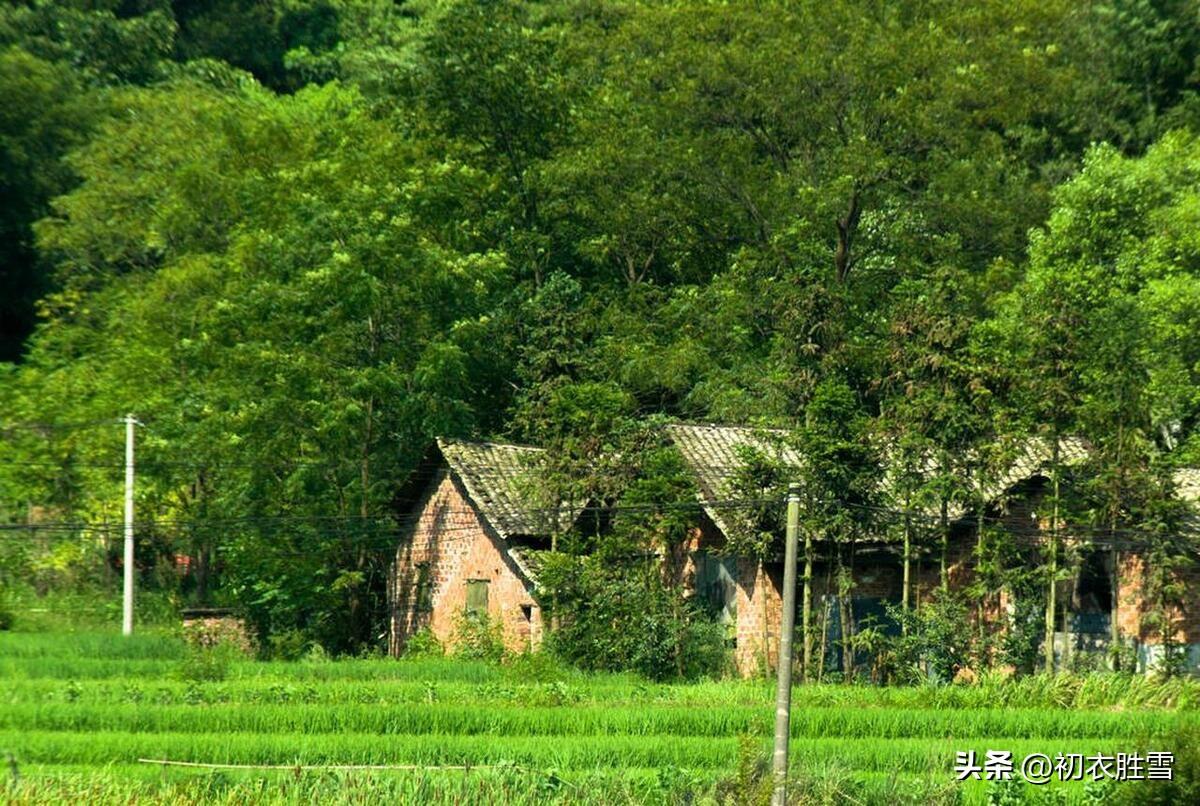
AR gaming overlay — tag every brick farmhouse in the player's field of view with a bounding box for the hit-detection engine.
[390,427,1200,676]
[665,424,1200,676]
[388,439,584,656]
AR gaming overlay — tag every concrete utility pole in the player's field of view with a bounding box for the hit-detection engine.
[771,483,802,806]
[122,414,136,636]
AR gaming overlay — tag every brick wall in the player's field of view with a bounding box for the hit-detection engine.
[734,558,782,675]
[390,471,542,656]
[1115,551,1200,645]
[667,520,727,593]
[913,532,977,604]
[732,547,913,676]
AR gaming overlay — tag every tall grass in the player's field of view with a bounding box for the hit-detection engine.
[0,730,1142,771]
[0,703,1190,739]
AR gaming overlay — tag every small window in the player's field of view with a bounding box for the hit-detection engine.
[465,579,489,617]
[414,563,433,613]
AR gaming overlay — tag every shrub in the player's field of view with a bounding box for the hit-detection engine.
[539,553,729,681]
[179,615,252,681]
[504,649,570,682]
[709,734,772,805]
[1112,723,1200,805]
[402,627,444,658]
[998,569,1046,675]
[177,642,240,682]
[267,629,311,661]
[884,591,974,684]
[450,611,505,663]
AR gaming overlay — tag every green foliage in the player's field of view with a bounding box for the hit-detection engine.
[710,734,772,806]
[177,641,241,683]
[998,568,1048,676]
[450,610,506,664]
[402,627,444,659]
[885,592,975,684]
[1113,723,1200,804]
[540,553,728,681]
[3,0,1200,672]
[265,629,310,661]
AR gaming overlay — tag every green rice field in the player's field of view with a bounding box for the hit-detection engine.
[0,631,1196,804]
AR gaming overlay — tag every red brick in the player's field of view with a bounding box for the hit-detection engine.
[390,472,541,656]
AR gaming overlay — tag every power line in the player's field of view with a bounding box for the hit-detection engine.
[0,418,122,434]
[0,496,778,536]
[0,494,1194,554]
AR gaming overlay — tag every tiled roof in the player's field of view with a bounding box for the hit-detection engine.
[667,424,1094,535]
[437,439,584,540]
[1175,468,1200,539]
[943,436,1090,520]
[1175,468,1200,504]
[665,424,803,538]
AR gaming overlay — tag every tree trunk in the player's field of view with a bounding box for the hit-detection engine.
[195,542,210,603]
[1062,569,1075,671]
[834,191,861,283]
[902,494,912,635]
[977,503,986,651]
[1044,453,1060,674]
[1110,547,1121,671]
[802,528,813,682]
[939,499,949,593]
[817,598,830,684]
[759,559,770,673]
[817,562,834,683]
[837,543,856,680]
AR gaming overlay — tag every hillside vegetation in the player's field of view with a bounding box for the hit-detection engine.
[2,1,1200,658]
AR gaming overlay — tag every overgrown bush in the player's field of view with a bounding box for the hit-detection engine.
[709,734,772,805]
[177,642,241,682]
[884,591,974,683]
[402,627,443,658]
[1112,723,1200,805]
[998,569,1046,675]
[450,610,506,663]
[267,629,311,661]
[178,616,251,681]
[504,650,571,682]
[540,553,729,681]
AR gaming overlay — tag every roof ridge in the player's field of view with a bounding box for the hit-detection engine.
[666,421,793,434]
[437,437,543,453]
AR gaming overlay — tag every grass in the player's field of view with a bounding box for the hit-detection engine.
[0,629,1196,804]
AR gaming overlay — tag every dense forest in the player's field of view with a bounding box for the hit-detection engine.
[2,0,1200,669]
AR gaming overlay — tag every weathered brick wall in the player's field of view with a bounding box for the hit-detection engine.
[733,551,908,676]
[913,534,977,604]
[668,519,727,594]
[391,471,542,656]
[1115,552,1200,645]
[734,558,782,675]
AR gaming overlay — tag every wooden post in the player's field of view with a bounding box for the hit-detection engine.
[1044,465,1060,674]
[1110,548,1121,671]
[802,510,813,681]
[939,499,949,593]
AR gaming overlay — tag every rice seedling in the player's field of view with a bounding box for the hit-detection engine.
[1,629,1194,805]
